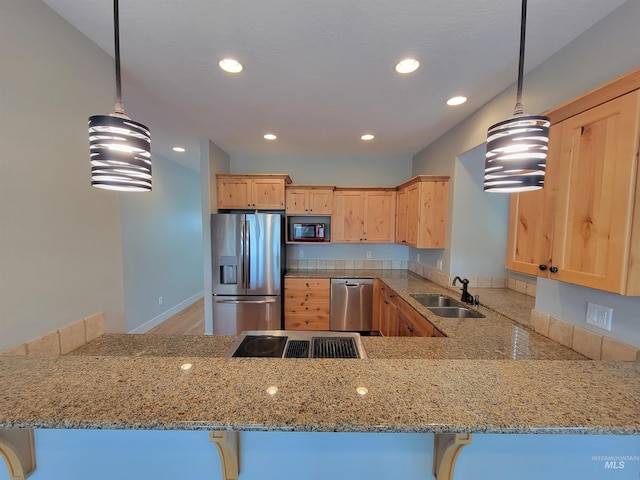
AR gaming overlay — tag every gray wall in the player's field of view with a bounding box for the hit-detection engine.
[232,154,413,186]
[121,155,204,333]
[412,0,640,347]
[0,0,126,349]
[449,145,509,279]
[201,140,231,334]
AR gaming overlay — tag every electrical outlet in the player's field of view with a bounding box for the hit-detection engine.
[417,253,421,263]
[158,296,163,306]
[366,250,372,259]
[586,302,612,331]
[299,249,304,259]
[437,259,443,271]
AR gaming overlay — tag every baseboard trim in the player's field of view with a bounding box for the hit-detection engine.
[128,291,204,334]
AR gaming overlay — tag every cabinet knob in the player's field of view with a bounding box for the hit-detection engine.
[538,264,548,271]
[402,240,407,243]
[550,266,559,273]
[431,332,438,338]
[407,326,413,333]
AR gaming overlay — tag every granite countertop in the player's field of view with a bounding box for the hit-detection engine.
[287,269,582,360]
[1,270,639,434]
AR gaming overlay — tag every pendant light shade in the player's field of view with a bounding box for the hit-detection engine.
[89,0,152,192]
[484,0,549,193]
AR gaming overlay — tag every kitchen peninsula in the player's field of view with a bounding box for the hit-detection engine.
[1,272,639,480]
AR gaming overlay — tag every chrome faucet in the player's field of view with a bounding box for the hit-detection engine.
[452,276,476,305]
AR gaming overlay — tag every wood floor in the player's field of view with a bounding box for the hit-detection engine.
[147,298,205,335]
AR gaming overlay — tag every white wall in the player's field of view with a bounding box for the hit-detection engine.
[0,0,126,349]
[411,0,640,347]
[121,155,204,333]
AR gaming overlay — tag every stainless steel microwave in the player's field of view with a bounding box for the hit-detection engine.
[292,223,325,241]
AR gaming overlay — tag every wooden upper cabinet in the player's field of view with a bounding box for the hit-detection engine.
[363,190,396,243]
[395,188,408,244]
[506,123,561,276]
[285,186,334,215]
[506,67,640,295]
[395,176,449,248]
[332,188,395,243]
[217,174,292,210]
[552,91,640,294]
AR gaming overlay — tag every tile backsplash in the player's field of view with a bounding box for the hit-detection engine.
[1,312,105,356]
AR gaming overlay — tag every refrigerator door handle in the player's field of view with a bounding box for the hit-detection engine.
[215,298,276,304]
[245,218,251,289]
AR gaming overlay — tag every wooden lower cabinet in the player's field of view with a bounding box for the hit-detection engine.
[373,280,443,337]
[284,278,330,330]
[397,297,443,337]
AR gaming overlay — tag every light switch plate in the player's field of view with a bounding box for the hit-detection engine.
[585,302,612,331]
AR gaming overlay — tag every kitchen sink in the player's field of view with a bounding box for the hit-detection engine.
[426,306,485,318]
[410,293,457,307]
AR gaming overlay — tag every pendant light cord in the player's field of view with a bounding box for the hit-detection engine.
[113,0,124,115]
[514,0,527,116]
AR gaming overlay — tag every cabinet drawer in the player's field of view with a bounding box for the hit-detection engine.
[284,278,330,302]
[284,302,330,315]
[284,313,330,330]
[285,278,330,289]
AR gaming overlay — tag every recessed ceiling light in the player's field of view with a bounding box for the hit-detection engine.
[218,58,243,73]
[395,58,420,74]
[172,147,186,152]
[446,96,468,106]
[361,134,375,141]
[264,133,277,140]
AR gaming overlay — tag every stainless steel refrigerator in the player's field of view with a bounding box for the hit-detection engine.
[211,213,284,335]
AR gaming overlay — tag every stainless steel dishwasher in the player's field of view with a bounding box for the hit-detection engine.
[330,278,373,331]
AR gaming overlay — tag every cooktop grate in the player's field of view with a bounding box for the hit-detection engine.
[284,340,310,358]
[312,337,359,359]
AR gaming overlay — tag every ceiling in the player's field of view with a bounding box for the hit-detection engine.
[42,0,627,169]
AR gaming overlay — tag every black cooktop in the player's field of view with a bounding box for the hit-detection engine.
[231,335,288,358]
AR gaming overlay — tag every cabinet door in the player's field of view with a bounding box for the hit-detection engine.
[372,279,383,332]
[416,180,448,248]
[252,178,285,209]
[380,298,398,336]
[309,190,333,214]
[286,190,308,214]
[405,184,420,247]
[552,91,640,294]
[396,311,414,337]
[395,188,408,245]
[506,123,561,276]
[332,191,364,242]
[217,177,252,209]
[363,191,396,243]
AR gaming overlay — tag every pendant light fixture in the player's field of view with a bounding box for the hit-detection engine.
[484,0,550,193]
[89,0,152,192]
